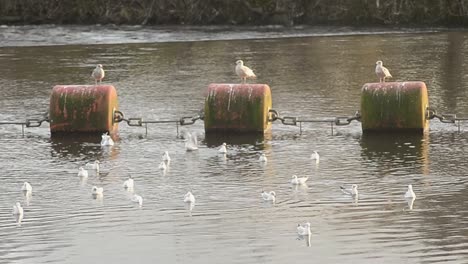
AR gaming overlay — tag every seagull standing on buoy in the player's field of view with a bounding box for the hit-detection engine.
[235,60,256,84]
[162,151,171,162]
[375,60,392,83]
[92,64,105,85]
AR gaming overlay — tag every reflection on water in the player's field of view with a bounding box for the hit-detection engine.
[2,28,468,264]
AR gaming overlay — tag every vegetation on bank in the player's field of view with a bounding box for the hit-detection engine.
[1,0,468,26]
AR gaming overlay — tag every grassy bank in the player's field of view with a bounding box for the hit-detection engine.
[1,0,468,26]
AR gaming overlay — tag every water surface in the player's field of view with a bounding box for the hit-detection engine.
[1,26,468,264]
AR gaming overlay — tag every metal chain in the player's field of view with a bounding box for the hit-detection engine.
[269,109,361,134]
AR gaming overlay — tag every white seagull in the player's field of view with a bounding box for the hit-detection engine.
[375,60,392,83]
[123,176,134,189]
[290,175,308,185]
[404,184,416,199]
[131,194,143,206]
[235,60,256,83]
[158,161,167,171]
[340,184,359,197]
[21,182,32,192]
[297,222,311,236]
[77,167,88,178]
[162,151,171,162]
[12,202,24,215]
[92,64,105,85]
[261,191,276,203]
[100,132,114,146]
[259,153,267,163]
[218,143,227,154]
[85,160,100,173]
[185,132,198,151]
[92,186,104,196]
[310,151,320,164]
[184,191,195,203]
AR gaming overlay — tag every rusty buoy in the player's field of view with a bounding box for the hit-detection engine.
[49,85,118,135]
[204,84,272,134]
[361,81,429,133]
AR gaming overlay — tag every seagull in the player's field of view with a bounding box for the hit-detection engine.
[162,151,171,162]
[12,202,24,215]
[290,175,308,185]
[92,64,105,85]
[184,191,195,203]
[259,153,267,163]
[123,176,134,189]
[218,143,227,154]
[261,191,276,202]
[340,184,359,197]
[100,132,114,146]
[310,151,320,164]
[77,167,88,178]
[235,60,256,83]
[158,161,167,171]
[85,160,100,173]
[404,184,416,199]
[375,60,392,83]
[297,222,311,236]
[21,182,32,192]
[131,194,143,206]
[185,132,198,151]
[92,186,104,196]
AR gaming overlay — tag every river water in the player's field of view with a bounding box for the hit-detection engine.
[1,26,468,264]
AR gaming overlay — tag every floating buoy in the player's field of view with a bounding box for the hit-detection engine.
[49,85,118,134]
[204,84,272,134]
[361,81,429,133]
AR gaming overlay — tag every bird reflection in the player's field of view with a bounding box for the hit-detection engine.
[22,191,32,206]
[405,197,416,210]
[297,234,311,247]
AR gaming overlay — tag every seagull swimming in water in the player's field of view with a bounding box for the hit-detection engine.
[92,186,103,196]
[290,175,308,185]
[158,161,167,171]
[100,132,114,146]
[162,151,171,162]
[123,176,134,189]
[235,60,256,83]
[185,132,198,151]
[261,191,276,203]
[340,184,359,197]
[85,160,100,173]
[184,191,195,203]
[12,202,24,215]
[218,143,227,154]
[297,222,311,236]
[92,64,105,85]
[258,153,267,163]
[404,184,416,199]
[375,60,392,83]
[310,151,320,164]
[131,194,143,206]
[77,167,88,178]
[21,182,32,192]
